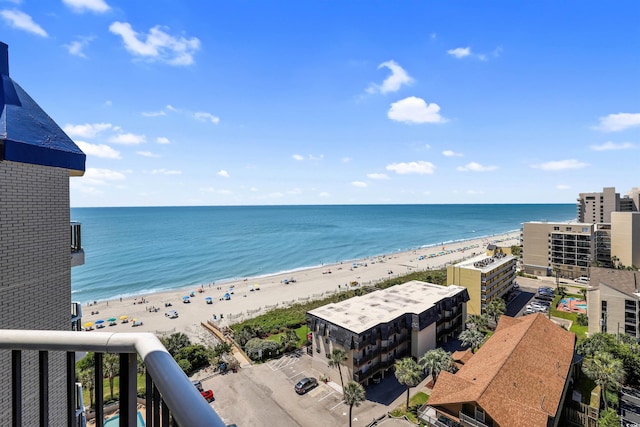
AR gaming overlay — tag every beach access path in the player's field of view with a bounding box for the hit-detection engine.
[81,231,519,343]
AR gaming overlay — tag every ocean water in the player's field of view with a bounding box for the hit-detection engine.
[70,204,575,303]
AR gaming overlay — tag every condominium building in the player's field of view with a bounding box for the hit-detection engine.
[577,186,638,224]
[306,281,469,385]
[0,42,86,424]
[611,212,640,269]
[522,221,598,278]
[587,267,640,339]
[447,251,516,315]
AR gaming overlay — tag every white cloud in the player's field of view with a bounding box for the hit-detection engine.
[62,0,110,13]
[308,154,324,161]
[64,36,93,58]
[63,122,113,138]
[75,141,121,159]
[151,169,182,175]
[388,96,446,124]
[457,162,497,172]
[367,173,389,180]
[386,161,435,175]
[556,184,571,190]
[442,150,463,157]
[590,141,635,151]
[319,192,330,198]
[84,167,126,184]
[137,151,160,158]
[156,137,170,144]
[352,181,368,188]
[532,159,589,171]
[447,47,471,58]
[109,21,200,66]
[217,170,229,178]
[0,9,47,37]
[142,110,166,117]
[595,113,640,132]
[366,60,413,94]
[194,112,220,124]
[287,188,302,195]
[292,154,304,161]
[108,132,146,145]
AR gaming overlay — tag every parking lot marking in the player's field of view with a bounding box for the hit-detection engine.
[318,390,335,401]
[288,371,306,380]
[330,400,345,411]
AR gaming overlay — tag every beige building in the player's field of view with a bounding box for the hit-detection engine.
[447,251,516,315]
[0,42,85,424]
[587,267,639,339]
[576,186,637,223]
[611,212,640,269]
[522,221,597,278]
[306,281,469,385]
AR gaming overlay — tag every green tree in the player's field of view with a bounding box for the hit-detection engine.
[579,288,587,302]
[458,329,486,353]
[576,333,618,357]
[328,348,349,390]
[77,363,95,409]
[160,332,191,356]
[343,381,366,427]
[598,408,620,427]
[510,245,522,257]
[103,353,120,400]
[575,313,588,327]
[418,348,454,384]
[582,352,625,410]
[394,358,423,409]
[485,297,506,323]
[466,314,488,331]
[280,329,300,353]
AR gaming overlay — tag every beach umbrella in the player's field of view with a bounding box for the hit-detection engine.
[119,315,128,320]
[107,317,117,322]
[95,319,104,325]
[83,322,94,328]
[183,295,190,300]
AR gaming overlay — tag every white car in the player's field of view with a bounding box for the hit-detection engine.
[165,310,179,319]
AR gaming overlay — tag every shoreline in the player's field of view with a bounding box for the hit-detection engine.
[80,230,520,343]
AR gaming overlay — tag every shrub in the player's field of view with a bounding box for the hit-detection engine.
[576,313,588,326]
[177,359,192,374]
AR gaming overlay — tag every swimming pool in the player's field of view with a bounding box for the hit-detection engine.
[103,411,145,427]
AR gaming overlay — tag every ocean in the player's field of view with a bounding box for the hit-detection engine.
[70,204,575,303]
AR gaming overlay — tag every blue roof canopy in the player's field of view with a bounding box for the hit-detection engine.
[0,41,85,175]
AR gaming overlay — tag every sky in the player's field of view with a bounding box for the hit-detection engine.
[1,0,639,207]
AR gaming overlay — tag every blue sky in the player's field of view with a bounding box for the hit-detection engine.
[2,0,639,207]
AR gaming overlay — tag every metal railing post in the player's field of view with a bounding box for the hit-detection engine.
[39,351,49,426]
[12,350,22,426]
[95,352,104,427]
[67,352,76,427]
[119,353,137,427]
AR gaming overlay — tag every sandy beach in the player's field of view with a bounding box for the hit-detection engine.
[81,231,519,342]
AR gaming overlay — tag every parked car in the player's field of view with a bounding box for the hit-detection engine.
[165,310,179,319]
[575,277,590,284]
[538,287,554,293]
[535,294,554,302]
[201,389,214,402]
[191,380,203,391]
[295,377,318,394]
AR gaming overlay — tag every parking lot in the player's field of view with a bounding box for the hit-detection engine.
[202,351,400,427]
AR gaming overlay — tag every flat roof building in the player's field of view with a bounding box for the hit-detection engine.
[447,251,516,315]
[307,281,469,385]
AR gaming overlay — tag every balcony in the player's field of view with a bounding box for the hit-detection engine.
[70,222,84,267]
[459,411,491,427]
[0,329,225,427]
[71,302,83,331]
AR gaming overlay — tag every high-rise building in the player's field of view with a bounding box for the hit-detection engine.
[0,42,85,425]
[577,186,638,224]
[611,212,640,269]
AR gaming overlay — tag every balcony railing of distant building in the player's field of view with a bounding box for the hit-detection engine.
[70,222,85,267]
[71,302,83,331]
[0,329,226,427]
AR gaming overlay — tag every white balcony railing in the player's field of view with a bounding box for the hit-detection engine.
[0,329,226,427]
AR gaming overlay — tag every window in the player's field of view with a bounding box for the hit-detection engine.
[475,407,485,423]
[625,300,637,311]
[582,227,589,233]
[566,227,572,231]
[554,226,560,231]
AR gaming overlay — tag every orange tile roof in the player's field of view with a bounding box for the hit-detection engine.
[429,314,576,427]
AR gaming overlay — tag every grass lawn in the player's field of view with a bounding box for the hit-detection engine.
[266,325,309,347]
[389,391,429,423]
[549,293,588,340]
[82,374,146,408]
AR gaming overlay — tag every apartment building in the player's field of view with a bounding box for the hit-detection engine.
[426,314,576,427]
[576,186,637,223]
[306,281,469,385]
[587,267,640,339]
[522,221,597,278]
[611,212,640,269]
[0,42,85,424]
[447,251,516,315]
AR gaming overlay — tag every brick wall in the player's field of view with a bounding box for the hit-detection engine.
[0,160,71,426]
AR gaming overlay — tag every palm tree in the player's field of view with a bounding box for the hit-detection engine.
[579,288,587,302]
[343,381,366,427]
[458,329,485,353]
[103,353,120,400]
[418,348,454,384]
[485,297,506,323]
[328,348,348,390]
[77,366,95,409]
[466,314,488,331]
[582,351,625,410]
[394,358,423,409]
